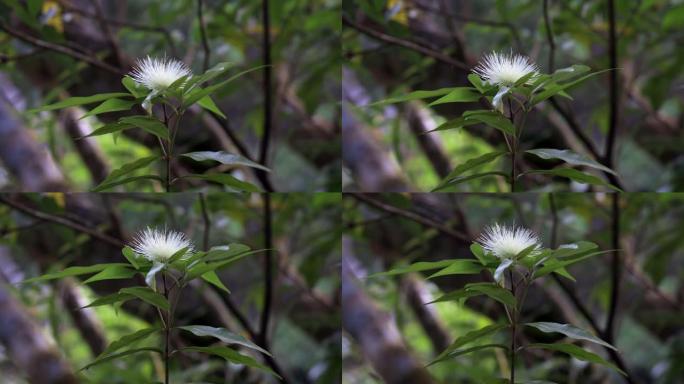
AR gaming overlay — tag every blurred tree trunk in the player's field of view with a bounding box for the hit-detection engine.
[342,237,434,384]
[0,280,79,384]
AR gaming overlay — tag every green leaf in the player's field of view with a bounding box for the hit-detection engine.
[464,111,515,136]
[526,149,616,175]
[80,122,134,138]
[425,116,480,133]
[367,88,454,107]
[435,324,508,362]
[183,174,261,192]
[427,343,507,367]
[526,343,626,375]
[182,151,270,172]
[514,243,540,260]
[467,74,486,93]
[428,87,480,106]
[367,260,455,278]
[80,347,161,371]
[429,287,482,304]
[432,171,508,192]
[122,76,147,98]
[434,151,507,191]
[100,327,160,356]
[663,5,684,30]
[83,292,134,309]
[92,175,164,192]
[79,98,137,120]
[551,65,590,83]
[525,322,617,351]
[183,65,268,107]
[184,346,279,378]
[118,116,169,140]
[522,168,621,191]
[82,265,137,284]
[531,69,611,105]
[122,247,141,269]
[178,325,269,355]
[186,250,263,281]
[29,93,132,113]
[119,287,169,311]
[197,95,226,118]
[493,258,513,284]
[22,263,129,283]
[96,156,161,188]
[428,259,484,278]
[203,244,251,262]
[201,270,230,293]
[465,282,516,307]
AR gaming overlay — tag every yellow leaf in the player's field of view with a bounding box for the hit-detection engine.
[42,1,63,33]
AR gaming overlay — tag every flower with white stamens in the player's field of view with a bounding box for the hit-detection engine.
[129,56,191,92]
[130,227,194,262]
[473,51,539,87]
[477,223,540,260]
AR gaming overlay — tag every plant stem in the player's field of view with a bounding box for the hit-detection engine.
[162,105,171,193]
[508,98,517,192]
[508,268,516,384]
[163,273,170,384]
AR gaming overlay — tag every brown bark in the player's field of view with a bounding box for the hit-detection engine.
[59,108,110,184]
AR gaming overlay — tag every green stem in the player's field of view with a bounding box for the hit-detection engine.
[163,273,170,384]
[509,268,516,384]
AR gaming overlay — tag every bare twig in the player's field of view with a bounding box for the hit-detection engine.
[0,22,123,75]
[258,0,274,191]
[197,0,210,72]
[258,194,274,345]
[349,193,469,242]
[342,15,469,70]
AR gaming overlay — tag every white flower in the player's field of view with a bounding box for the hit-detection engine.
[473,51,539,86]
[130,227,194,262]
[129,56,191,91]
[477,223,540,259]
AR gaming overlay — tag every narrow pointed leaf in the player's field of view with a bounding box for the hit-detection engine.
[183,174,261,192]
[197,95,226,118]
[428,87,480,105]
[29,93,132,112]
[83,265,137,284]
[79,98,137,120]
[182,151,270,172]
[526,343,625,375]
[466,283,516,307]
[119,116,169,140]
[436,324,507,361]
[526,149,616,175]
[119,287,169,311]
[100,327,160,356]
[428,343,507,366]
[184,346,279,378]
[523,168,621,191]
[80,347,161,371]
[178,325,269,355]
[92,175,163,192]
[367,88,454,107]
[525,322,617,351]
[428,259,483,278]
[367,260,454,278]
[435,151,507,191]
[23,263,129,283]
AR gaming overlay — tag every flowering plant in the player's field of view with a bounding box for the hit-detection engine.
[368,51,619,192]
[372,223,625,383]
[30,57,269,192]
[22,227,276,383]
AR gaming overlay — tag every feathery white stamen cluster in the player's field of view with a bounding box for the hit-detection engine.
[129,56,191,91]
[473,52,539,86]
[477,223,540,259]
[130,227,194,262]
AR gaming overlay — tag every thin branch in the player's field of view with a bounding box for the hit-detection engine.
[605,193,621,342]
[198,193,210,251]
[349,193,470,242]
[60,5,178,57]
[0,196,123,247]
[197,0,211,72]
[603,0,622,191]
[342,15,469,70]
[543,0,556,72]
[258,0,274,191]
[258,194,274,344]
[0,22,123,75]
